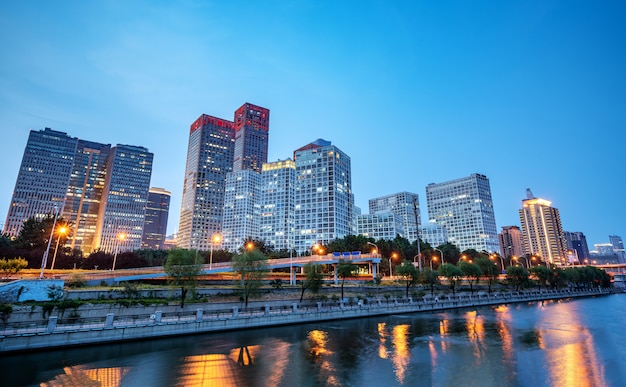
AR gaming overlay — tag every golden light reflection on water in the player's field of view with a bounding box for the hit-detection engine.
[41,366,130,387]
[177,354,241,387]
[438,318,450,352]
[542,305,607,387]
[493,305,515,367]
[465,310,486,360]
[307,329,340,386]
[378,322,388,359]
[391,324,411,384]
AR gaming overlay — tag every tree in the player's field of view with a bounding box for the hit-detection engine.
[530,265,551,290]
[505,265,530,291]
[336,259,357,301]
[476,257,498,293]
[395,260,419,298]
[232,249,269,307]
[300,263,324,302]
[439,263,463,294]
[240,238,274,256]
[437,243,461,265]
[420,268,440,296]
[458,261,482,293]
[0,257,28,278]
[164,249,203,308]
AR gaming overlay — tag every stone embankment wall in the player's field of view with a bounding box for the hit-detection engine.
[0,288,614,353]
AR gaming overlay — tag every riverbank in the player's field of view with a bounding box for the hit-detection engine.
[0,287,616,354]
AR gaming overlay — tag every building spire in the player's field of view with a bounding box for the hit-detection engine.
[526,188,535,200]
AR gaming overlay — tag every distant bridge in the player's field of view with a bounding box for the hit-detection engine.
[80,252,383,285]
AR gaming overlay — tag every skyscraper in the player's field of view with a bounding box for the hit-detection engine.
[519,189,568,266]
[93,144,153,252]
[293,139,354,254]
[426,173,499,252]
[222,170,262,252]
[498,225,524,259]
[368,192,421,242]
[141,187,171,250]
[233,103,269,173]
[356,212,404,241]
[260,159,296,252]
[5,128,154,254]
[4,128,78,237]
[177,114,235,251]
[563,231,590,262]
[63,140,111,253]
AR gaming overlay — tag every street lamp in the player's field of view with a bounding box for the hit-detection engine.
[40,205,59,279]
[490,254,505,273]
[433,247,444,265]
[210,234,221,269]
[112,233,126,271]
[391,252,398,277]
[367,242,379,256]
[246,241,254,251]
[50,225,68,271]
[430,256,437,270]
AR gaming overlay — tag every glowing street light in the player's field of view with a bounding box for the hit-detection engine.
[210,234,221,270]
[112,233,126,271]
[433,247,445,265]
[246,241,255,251]
[50,225,68,271]
[40,205,59,279]
[430,256,437,270]
[490,254,505,274]
[390,252,399,277]
[367,241,379,256]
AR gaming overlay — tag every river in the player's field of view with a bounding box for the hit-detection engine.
[2,294,625,387]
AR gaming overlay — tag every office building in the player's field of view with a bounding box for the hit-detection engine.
[177,114,235,250]
[519,189,568,266]
[233,103,269,173]
[563,231,590,262]
[222,170,262,252]
[5,128,153,254]
[426,173,499,252]
[4,128,78,237]
[420,223,448,248]
[293,139,354,254]
[260,159,296,252]
[357,212,405,241]
[141,187,171,250]
[62,140,111,253]
[498,225,524,259]
[93,144,153,253]
[368,192,421,242]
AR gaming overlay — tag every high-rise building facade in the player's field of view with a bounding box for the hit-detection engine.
[222,170,262,252]
[368,192,421,242]
[357,212,405,241]
[93,145,153,253]
[426,173,499,252]
[498,225,524,259]
[233,103,269,173]
[5,128,154,254]
[141,187,171,250]
[4,128,78,237]
[609,235,624,253]
[293,139,354,254]
[420,223,448,248]
[519,189,568,266]
[177,114,235,251]
[260,159,296,252]
[563,231,590,262]
[63,140,111,253]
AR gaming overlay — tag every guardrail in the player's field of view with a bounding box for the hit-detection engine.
[0,288,614,353]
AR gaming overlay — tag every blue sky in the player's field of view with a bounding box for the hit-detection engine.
[1,1,625,248]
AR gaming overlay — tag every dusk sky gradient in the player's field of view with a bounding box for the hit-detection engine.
[1,1,625,248]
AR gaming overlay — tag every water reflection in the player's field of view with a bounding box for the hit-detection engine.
[3,296,625,387]
[541,303,607,387]
[42,366,131,387]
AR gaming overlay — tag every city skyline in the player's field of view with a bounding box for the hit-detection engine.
[1,1,625,248]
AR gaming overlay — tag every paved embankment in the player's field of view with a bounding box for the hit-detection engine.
[0,288,614,353]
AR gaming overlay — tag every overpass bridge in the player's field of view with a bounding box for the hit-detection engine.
[81,252,383,286]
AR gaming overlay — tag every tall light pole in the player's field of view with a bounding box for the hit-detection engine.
[210,234,221,269]
[433,247,444,266]
[490,254,505,274]
[112,233,126,271]
[50,225,68,271]
[40,205,59,279]
[367,241,381,277]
